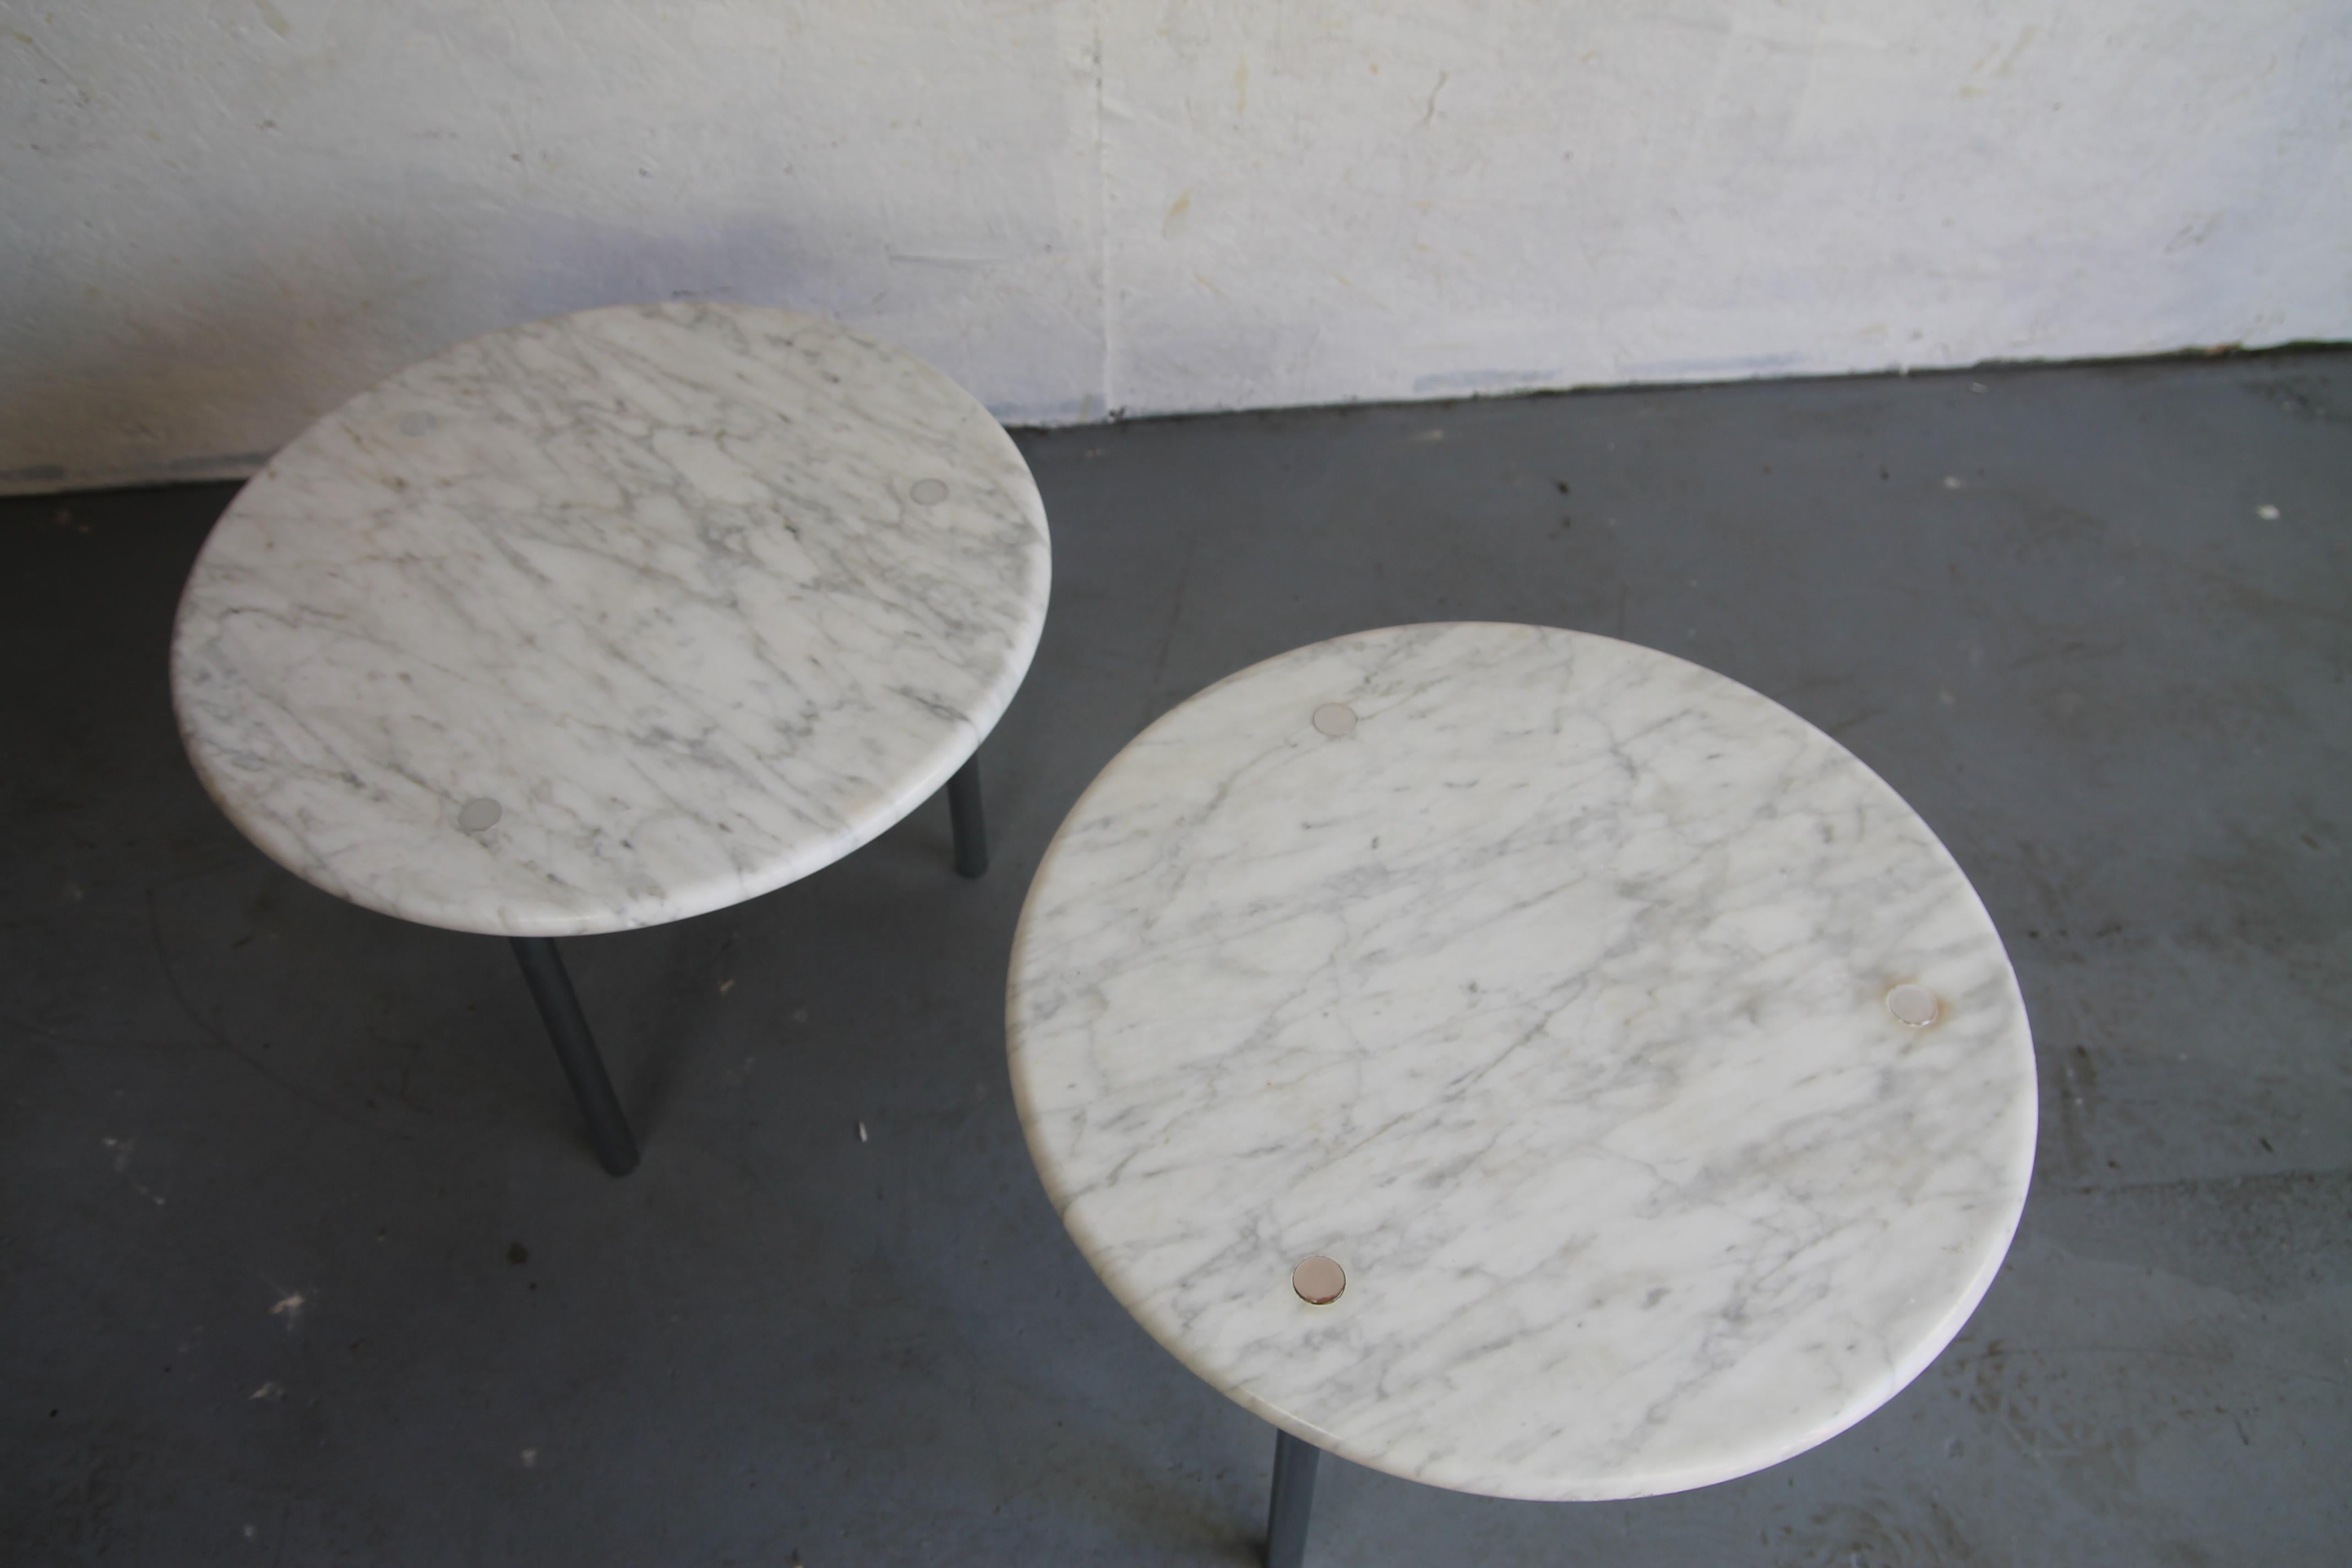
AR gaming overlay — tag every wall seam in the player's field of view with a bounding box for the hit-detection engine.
[1091,0,1118,418]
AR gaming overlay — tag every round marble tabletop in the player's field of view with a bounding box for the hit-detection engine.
[172,303,1050,937]
[1006,623,2036,1501]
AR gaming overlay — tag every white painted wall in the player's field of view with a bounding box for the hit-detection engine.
[5,1,2346,493]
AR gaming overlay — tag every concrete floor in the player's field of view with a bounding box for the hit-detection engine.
[4,351,2348,1566]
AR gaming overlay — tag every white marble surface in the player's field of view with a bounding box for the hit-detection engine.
[172,303,1050,937]
[1006,623,2036,1502]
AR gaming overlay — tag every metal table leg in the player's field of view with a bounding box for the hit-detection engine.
[948,752,988,879]
[510,936,640,1177]
[1266,1428,1321,1568]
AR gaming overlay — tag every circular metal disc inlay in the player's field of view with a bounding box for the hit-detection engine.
[911,478,950,505]
[1312,703,1358,738]
[458,797,503,833]
[1886,983,1940,1027]
[1293,1255,1347,1304]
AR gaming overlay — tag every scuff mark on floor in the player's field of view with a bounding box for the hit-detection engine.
[100,1136,166,1206]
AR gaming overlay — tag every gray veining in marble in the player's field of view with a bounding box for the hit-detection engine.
[1007,623,2035,1501]
[172,303,1050,936]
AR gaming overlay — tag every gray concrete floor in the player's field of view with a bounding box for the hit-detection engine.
[4,352,2348,1567]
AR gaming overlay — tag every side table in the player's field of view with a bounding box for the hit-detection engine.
[173,302,1050,1174]
[1007,623,2035,1561]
